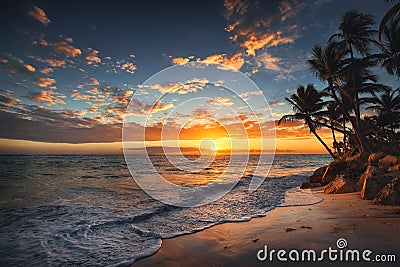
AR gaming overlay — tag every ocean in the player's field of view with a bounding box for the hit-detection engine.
[0,154,331,266]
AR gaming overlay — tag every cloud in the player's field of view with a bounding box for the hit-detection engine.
[120,62,136,74]
[148,78,209,95]
[24,64,35,72]
[86,88,101,95]
[126,98,174,117]
[172,57,190,64]
[238,90,263,98]
[279,0,304,22]
[0,55,36,75]
[224,0,249,18]
[53,41,82,57]
[224,0,299,57]
[28,90,66,106]
[28,5,51,26]
[71,89,97,101]
[86,49,101,65]
[202,52,245,70]
[40,67,53,74]
[0,94,22,108]
[240,32,294,56]
[270,101,285,106]
[34,77,56,88]
[45,59,66,67]
[171,53,245,71]
[207,96,234,106]
[89,78,99,86]
[256,52,281,71]
[0,106,124,143]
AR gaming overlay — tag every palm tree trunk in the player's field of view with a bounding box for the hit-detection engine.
[342,117,347,154]
[331,121,340,156]
[347,42,368,155]
[311,128,336,159]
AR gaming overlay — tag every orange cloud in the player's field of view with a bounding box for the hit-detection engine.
[224,0,249,18]
[71,90,97,101]
[86,49,101,65]
[0,94,22,107]
[172,57,190,64]
[45,59,66,67]
[121,62,136,74]
[40,67,53,74]
[35,77,56,88]
[28,5,51,26]
[257,52,281,71]
[86,88,101,95]
[207,96,234,106]
[30,90,66,106]
[241,32,294,56]
[24,64,35,72]
[148,78,209,95]
[279,0,303,22]
[89,78,99,86]
[53,41,81,57]
[202,52,245,70]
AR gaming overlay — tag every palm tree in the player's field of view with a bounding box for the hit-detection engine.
[324,101,343,156]
[378,6,400,77]
[279,84,336,159]
[308,42,350,154]
[365,88,400,134]
[330,10,377,59]
[329,10,378,154]
[378,1,400,42]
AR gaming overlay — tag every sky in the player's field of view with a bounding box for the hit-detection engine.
[0,0,397,154]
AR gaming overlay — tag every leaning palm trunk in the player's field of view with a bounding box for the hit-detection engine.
[311,128,336,159]
[331,121,340,156]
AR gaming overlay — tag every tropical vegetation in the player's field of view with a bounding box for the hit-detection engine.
[279,2,400,159]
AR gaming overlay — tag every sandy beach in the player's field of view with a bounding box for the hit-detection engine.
[135,191,400,266]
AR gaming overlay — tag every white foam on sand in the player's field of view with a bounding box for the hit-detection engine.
[278,187,324,207]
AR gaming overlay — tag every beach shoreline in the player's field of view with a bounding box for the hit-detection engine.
[134,190,400,266]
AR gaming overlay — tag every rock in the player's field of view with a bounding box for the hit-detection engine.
[388,164,400,172]
[346,157,368,179]
[368,152,385,166]
[300,181,322,189]
[309,166,327,183]
[358,165,379,187]
[373,178,400,205]
[284,227,296,232]
[378,155,398,169]
[321,161,347,185]
[360,174,394,200]
[324,175,359,194]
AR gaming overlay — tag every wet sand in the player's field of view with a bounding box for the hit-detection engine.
[134,191,400,266]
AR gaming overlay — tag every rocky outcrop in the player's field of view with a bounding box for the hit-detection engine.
[300,181,321,189]
[368,152,385,167]
[373,178,400,205]
[321,161,347,185]
[310,153,400,205]
[358,165,380,187]
[378,155,398,169]
[301,166,328,189]
[324,175,359,194]
[388,164,400,172]
[360,174,393,200]
[309,166,327,183]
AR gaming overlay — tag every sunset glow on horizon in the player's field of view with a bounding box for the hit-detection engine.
[0,1,393,155]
